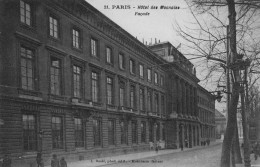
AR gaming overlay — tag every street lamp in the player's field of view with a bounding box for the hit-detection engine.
[210,91,223,102]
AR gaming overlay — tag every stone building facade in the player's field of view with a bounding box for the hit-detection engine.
[0,0,215,166]
[197,85,216,144]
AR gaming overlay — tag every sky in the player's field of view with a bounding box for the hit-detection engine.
[85,0,226,111]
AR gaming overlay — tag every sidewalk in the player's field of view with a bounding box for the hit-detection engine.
[46,141,222,167]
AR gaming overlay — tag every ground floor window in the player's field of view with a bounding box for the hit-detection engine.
[120,121,127,144]
[22,114,37,151]
[108,119,115,145]
[75,118,84,147]
[141,122,146,143]
[93,117,102,146]
[52,116,63,149]
[132,121,137,144]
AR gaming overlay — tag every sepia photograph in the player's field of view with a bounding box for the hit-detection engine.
[0,0,260,167]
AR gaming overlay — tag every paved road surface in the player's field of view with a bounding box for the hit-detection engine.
[102,144,221,167]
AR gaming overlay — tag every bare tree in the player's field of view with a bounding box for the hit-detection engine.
[174,0,260,166]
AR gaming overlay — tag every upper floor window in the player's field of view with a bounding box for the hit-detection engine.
[155,93,159,114]
[161,95,165,115]
[91,72,99,102]
[154,72,158,85]
[73,65,82,98]
[119,82,126,107]
[139,88,145,111]
[49,16,59,39]
[23,114,37,151]
[50,57,61,95]
[130,85,136,109]
[106,77,113,105]
[106,47,112,64]
[139,64,144,78]
[20,47,35,90]
[160,76,164,86]
[91,38,98,57]
[119,53,125,70]
[147,91,152,112]
[20,0,32,26]
[72,29,81,49]
[52,116,63,149]
[147,69,151,82]
[75,118,84,147]
[129,59,135,74]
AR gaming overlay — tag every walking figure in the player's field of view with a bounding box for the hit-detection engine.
[2,154,11,167]
[51,154,60,167]
[36,152,44,167]
[155,141,159,153]
[60,157,67,167]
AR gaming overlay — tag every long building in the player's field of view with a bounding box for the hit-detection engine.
[0,0,216,166]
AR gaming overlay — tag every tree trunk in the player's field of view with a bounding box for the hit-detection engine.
[221,0,239,166]
[234,122,242,164]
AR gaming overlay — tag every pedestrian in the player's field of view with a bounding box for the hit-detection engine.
[155,141,159,153]
[180,143,183,151]
[51,154,60,167]
[184,139,188,148]
[36,152,44,167]
[254,142,259,160]
[2,154,11,167]
[60,157,67,167]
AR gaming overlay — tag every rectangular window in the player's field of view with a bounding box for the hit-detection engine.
[75,118,84,147]
[132,121,137,144]
[52,116,63,149]
[50,57,61,95]
[139,64,144,78]
[160,76,164,86]
[108,120,115,145]
[149,122,154,142]
[91,38,98,57]
[49,16,59,39]
[72,29,80,49]
[119,82,125,106]
[141,122,146,143]
[20,0,31,26]
[162,124,166,141]
[107,77,113,105]
[93,118,102,146]
[119,53,125,69]
[23,114,36,151]
[130,85,135,109]
[73,65,82,98]
[106,47,112,64]
[21,47,34,90]
[155,93,159,114]
[154,72,158,84]
[156,123,160,141]
[120,121,127,144]
[147,91,152,112]
[129,59,135,74]
[139,88,144,111]
[161,95,165,115]
[147,69,151,82]
[91,72,99,102]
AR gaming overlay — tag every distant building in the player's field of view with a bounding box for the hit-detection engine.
[197,85,216,143]
[215,109,226,139]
